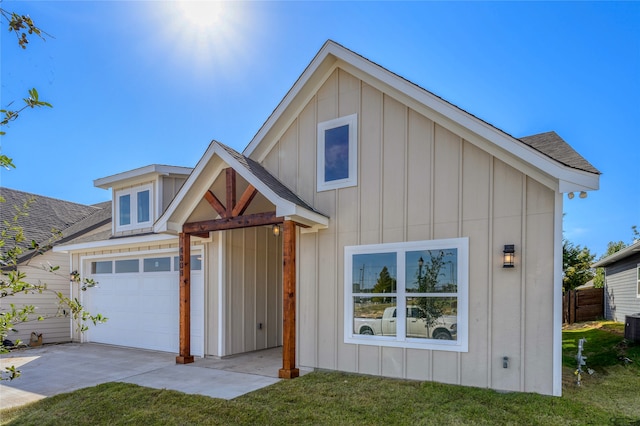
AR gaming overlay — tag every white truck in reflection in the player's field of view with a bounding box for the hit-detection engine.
[354,306,457,340]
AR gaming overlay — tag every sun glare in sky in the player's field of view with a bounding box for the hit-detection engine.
[158,1,250,77]
[175,1,227,32]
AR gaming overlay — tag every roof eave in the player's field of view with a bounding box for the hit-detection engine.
[94,165,193,189]
[592,241,640,267]
[155,141,328,234]
[53,233,177,253]
[244,40,600,191]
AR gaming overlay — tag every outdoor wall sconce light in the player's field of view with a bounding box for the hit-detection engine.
[272,224,281,237]
[503,245,515,268]
[567,191,587,200]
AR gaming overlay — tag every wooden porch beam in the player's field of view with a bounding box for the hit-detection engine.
[231,184,258,217]
[204,190,227,218]
[225,168,236,218]
[176,232,194,364]
[183,211,282,234]
[279,219,299,379]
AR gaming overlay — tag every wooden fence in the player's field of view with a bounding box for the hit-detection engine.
[563,287,604,324]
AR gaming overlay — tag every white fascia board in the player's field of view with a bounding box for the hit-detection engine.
[331,47,599,190]
[243,40,598,190]
[156,141,328,233]
[215,143,328,228]
[154,142,219,233]
[53,233,177,253]
[593,241,640,267]
[278,205,329,229]
[244,41,338,157]
[94,165,192,189]
[558,173,601,193]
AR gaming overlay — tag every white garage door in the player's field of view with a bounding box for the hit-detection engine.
[83,253,204,357]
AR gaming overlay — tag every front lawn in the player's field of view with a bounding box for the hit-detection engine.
[2,321,638,425]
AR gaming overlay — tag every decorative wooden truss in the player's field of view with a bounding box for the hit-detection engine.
[176,168,299,379]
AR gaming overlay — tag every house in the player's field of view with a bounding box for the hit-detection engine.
[0,187,110,345]
[55,41,600,396]
[593,241,640,322]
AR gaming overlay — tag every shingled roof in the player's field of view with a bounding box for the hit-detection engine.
[0,187,110,264]
[519,131,600,175]
[217,142,323,216]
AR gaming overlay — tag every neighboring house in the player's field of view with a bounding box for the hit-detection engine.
[593,241,640,322]
[0,187,110,345]
[55,41,600,396]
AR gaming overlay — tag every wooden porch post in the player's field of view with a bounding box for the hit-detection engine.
[279,220,299,379]
[176,232,194,364]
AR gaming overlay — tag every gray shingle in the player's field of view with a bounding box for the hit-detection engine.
[217,142,326,217]
[519,131,600,175]
[0,187,109,263]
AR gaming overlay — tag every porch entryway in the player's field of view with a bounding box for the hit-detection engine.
[155,142,328,378]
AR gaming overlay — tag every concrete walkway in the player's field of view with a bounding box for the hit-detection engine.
[0,343,286,409]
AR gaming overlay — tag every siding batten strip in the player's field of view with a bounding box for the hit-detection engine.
[457,137,463,385]
[552,191,563,396]
[520,176,527,392]
[428,118,436,381]
[487,157,494,388]
[334,189,339,370]
[402,106,409,379]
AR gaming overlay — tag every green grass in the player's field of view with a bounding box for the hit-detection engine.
[2,322,639,425]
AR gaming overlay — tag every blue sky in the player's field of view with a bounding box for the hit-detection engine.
[1,1,638,257]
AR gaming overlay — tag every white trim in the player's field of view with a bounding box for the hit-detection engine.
[217,231,226,356]
[552,191,563,396]
[636,264,640,299]
[344,237,468,352]
[593,240,640,268]
[317,114,358,192]
[53,233,177,253]
[94,164,192,189]
[154,141,328,235]
[243,41,598,192]
[79,245,205,356]
[115,184,153,233]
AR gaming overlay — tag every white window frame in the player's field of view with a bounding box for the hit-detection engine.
[317,114,357,192]
[344,237,469,352]
[636,265,639,298]
[115,184,153,232]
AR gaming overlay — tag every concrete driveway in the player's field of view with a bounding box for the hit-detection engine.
[0,343,284,409]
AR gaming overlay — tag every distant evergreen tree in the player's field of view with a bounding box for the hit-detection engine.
[372,266,396,303]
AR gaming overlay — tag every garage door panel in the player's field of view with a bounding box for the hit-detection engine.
[85,255,203,357]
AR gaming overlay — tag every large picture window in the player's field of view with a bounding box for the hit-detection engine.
[115,184,153,232]
[317,114,357,191]
[344,238,468,351]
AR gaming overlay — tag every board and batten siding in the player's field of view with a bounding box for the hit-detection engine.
[604,253,640,322]
[11,251,72,345]
[222,227,282,356]
[257,68,556,394]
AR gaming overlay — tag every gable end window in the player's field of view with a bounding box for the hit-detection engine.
[317,114,357,191]
[344,238,469,352]
[115,184,153,232]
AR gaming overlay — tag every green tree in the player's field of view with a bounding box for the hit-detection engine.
[0,7,53,167]
[1,7,104,381]
[592,225,638,288]
[562,240,595,291]
[372,266,396,303]
[415,250,449,335]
